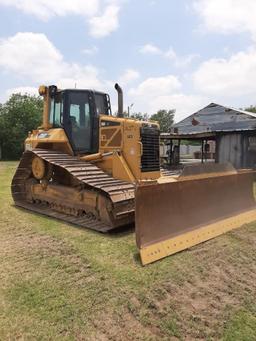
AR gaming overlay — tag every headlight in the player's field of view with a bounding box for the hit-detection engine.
[38,132,50,139]
[25,143,32,151]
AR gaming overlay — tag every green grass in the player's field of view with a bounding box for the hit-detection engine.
[0,161,256,340]
[223,310,256,341]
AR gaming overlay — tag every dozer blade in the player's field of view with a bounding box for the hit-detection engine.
[136,164,256,265]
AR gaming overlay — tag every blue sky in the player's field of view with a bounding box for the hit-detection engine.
[0,0,256,121]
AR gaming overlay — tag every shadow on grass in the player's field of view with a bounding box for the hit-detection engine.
[14,204,135,239]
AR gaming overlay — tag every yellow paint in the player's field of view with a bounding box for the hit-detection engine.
[32,183,98,215]
[99,115,160,182]
[31,156,46,179]
[97,156,113,175]
[39,85,52,131]
[139,209,256,265]
[80,153,102,162]
[25,128,73,155]
[38,85,47,96]
[112,152,135,182]
[100,125,123,149]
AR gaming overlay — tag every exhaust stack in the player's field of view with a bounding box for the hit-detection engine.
[114,83,124,118]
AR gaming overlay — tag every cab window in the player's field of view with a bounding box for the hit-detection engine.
[50,95,62,127]
[95,93,111,116]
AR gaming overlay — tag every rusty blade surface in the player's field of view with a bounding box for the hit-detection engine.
[136,171,256,249]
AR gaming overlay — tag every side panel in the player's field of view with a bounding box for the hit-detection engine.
[136,171,256,265]
[98,115,160,181]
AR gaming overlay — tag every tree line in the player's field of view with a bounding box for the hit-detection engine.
[129,110,175,133]
[0,94,43,160]
[0,93,175,160]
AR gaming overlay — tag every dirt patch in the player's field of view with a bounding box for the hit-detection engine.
[137,240,256,339]
[0,226,94,289]
[93,236,256,340]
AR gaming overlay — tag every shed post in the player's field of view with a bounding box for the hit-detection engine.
[201,139,204,163]
[178,139,181,164]
[169,139,173,166]
[205,139,208,162]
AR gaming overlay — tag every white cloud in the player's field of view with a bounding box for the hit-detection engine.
[58,65,101,90]
[150,94,207,121]
[140,44,199,67]
[127,74,205,120]
[118,68,140,85]
[5,86,39,98]
[139,43,162,55]
[193,0,256,40]
[164,47,199,68]
[0,0,99,20]
[164,47,176,60]
[89,5,120,38]
[0,32,63,81]
[193,1,256,106]
[0,0,123,38]
[129,75,181,98]
[82,46,99,55]
[194,47,256,97]
[0,32,102,91]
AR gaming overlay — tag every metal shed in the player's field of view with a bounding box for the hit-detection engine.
[161,103,256,169]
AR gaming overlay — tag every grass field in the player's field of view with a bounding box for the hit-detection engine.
[0,161,256,340]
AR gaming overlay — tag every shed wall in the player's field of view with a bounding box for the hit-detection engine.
[217,134,243,168]
[217,133,256,169]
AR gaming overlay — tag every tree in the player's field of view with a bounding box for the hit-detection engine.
[245,105,256,113]
[150,109,175,133]
[130,112,149,121]
[0,93,43,160]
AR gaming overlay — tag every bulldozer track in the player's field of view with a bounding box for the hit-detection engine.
[11,149,135,232]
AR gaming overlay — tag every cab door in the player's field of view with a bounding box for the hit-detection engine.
[64,90,94,153]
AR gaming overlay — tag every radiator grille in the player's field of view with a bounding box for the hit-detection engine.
[140,126,160,172]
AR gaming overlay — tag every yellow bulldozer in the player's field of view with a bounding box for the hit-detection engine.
[12,84,256,265]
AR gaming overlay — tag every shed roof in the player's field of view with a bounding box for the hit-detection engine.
[173,103,256,135]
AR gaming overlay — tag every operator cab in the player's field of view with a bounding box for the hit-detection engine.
[49,85,111,154]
